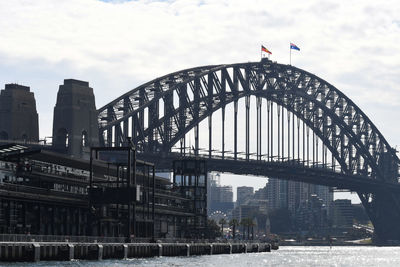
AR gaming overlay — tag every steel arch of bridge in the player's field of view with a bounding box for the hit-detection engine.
[98,58,400,241]
[98,59,399,178]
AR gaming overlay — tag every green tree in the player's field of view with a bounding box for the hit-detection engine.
[248,218,256,240]
[219,218,227,236]
[240,219,247,240]
[241,218,253,240]
[229,219,239,240]
[206,219,221,239]
[246,218,251,240]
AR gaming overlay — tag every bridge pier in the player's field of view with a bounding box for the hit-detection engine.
[362,191,400,243]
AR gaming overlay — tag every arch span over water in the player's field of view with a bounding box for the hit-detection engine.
[97,59,400,241]
[98,59,398,178]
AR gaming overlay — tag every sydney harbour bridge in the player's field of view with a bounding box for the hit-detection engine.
[97,58,400,241]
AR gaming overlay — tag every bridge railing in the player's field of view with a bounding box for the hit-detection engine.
[0,234,265,244]
[168,149,342,173]
[0,139,52,146]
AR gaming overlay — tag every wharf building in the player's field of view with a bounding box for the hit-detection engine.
[0,80,208,241]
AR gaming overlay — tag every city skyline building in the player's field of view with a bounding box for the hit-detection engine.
[208,173,234,215]
[266,178,333,214]
[332,199,354,229]
[237,186,254,206]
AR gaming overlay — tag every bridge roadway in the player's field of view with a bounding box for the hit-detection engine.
[138,152,400,194]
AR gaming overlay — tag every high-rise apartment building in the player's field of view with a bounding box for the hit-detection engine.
[332,199,353,229]
[266,178,333,214]
[207,173,233,214]
[237,186,254,206]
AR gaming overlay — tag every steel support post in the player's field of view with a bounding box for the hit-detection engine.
[293,112,295,162]
[303,108,306,166]
[127,149,132,241]
[277,104,280,160]
[313,129,315,166]
[152,165,155,241]
[222,106,225,159]
[132,114,137,146]
[245,95,250,161]
[234,100,238,160]
[195,125,199,156]
[307,125,310,167]
[107,107,113,146]
[164,92,173,152]
[208,74,214,159]
[287,109,290,161]
[208,115,212,159]
[123,96,130,143]
[267,100,270,161]
[179,85,187,156]
[281,105,284,161]
[221,70,226,160]
[297,117,300,161]
[194,78,200,156]
[271,101,274,160]
[257,97,262,161]
[138,88,145,151]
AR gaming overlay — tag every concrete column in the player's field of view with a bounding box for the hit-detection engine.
[157,244,162,257]
[185,244,190,257]
[32,243,40,262]
[0,83,39,142]
[123,244,128,259]
[67,244,74,260]
[97,244,103,260]
[52,79,99,157]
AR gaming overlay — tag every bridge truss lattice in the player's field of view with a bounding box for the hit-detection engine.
[98,58,400,241]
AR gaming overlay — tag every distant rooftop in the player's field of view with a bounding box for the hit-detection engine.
[4,84,30,92]
[64,79,89,87]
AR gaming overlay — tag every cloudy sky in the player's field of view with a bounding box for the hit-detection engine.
[0,0,399,200]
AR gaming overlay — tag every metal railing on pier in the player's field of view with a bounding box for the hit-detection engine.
[0,234,266,244]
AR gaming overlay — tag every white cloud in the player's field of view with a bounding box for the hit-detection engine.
[0,0,399,145]
[1,0,399,198]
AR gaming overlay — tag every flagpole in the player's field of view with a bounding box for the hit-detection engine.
[290,43,291,65]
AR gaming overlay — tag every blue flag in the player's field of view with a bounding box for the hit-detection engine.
[290,43,300,51]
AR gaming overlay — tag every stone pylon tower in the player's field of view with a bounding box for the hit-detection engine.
[0,84,39,142]
[52,79,99,157]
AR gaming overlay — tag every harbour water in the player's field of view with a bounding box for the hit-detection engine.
[2,246,400,267]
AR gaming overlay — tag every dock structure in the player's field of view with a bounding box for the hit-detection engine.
[0,143,211,241]
[0,242,272,262]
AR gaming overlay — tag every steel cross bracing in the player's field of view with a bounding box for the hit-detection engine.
[98,60,399,178]
[98,59,400,241]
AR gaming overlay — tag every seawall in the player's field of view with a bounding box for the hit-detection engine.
[0,242,272,262]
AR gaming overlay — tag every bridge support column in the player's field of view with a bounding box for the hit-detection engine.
[362,191,400,243]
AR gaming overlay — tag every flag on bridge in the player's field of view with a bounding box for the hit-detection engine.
[289,42,300,65]
[261,45,272,55]
[290,43,300,51]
